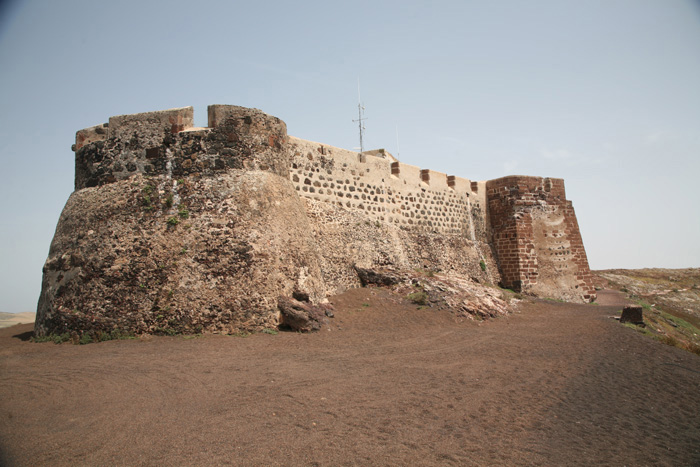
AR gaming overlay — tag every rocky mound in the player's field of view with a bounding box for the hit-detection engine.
[355,266,511,320]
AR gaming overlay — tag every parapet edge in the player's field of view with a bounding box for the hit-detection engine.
[74,106,195,151]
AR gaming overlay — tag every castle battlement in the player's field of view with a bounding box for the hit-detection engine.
[73,105,478,200]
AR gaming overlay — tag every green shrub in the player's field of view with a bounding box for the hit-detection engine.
[32,333,71,344]
[33,330,134,345]
[79,334,93,345]
[479,260,487,272]
[407,291,428,306]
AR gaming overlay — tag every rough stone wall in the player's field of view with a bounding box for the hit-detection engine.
[74,105,288,190]
[36,171,326,336]
[286,136,499,293]
[301,196,499,295]
[39,106,315,337]
[287,137,491,243]
[486,176,596,302]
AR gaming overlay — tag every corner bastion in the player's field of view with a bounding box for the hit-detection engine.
[36,105,595,337]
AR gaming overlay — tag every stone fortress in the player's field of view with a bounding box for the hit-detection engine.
[36,105,596,336]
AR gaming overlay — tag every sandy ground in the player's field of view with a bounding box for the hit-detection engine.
[1,289,698,466]
[0,313,35,330]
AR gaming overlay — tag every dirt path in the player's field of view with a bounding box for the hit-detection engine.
[1,289,698,466]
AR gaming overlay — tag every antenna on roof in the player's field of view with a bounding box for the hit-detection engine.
[396,124,400,159]
[352,79,366,153]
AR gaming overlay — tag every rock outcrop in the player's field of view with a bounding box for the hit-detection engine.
[277,296,332,332]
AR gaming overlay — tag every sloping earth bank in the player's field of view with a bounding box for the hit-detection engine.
[1,288,699,466]
[0,313,35,330]
[594,268,700,324]
[594,268,700,354]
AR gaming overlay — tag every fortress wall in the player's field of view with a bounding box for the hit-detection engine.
[552,202,597,301]
[74,107,196,152]
[64,104,594,315]
[74,124,109,151]
[73,105,289,189]
[72,105,490,244]
[287,137,491,243]
[486,176,595,302]
[41,103,599,338]
[108,107,194,142]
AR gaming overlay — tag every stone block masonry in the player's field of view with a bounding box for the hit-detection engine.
[486,176,596,301]
[36,104,596,337]
[73,106,289,190]
[287,137,490,243]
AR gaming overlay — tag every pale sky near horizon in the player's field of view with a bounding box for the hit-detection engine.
[1,0,699,313]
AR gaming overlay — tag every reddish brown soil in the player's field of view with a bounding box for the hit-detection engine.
[1,289,699,466]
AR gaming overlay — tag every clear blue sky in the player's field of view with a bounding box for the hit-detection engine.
[1,0,699,313]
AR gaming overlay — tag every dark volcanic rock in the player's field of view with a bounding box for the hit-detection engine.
[354,266,401,287]
[277,296,331,332]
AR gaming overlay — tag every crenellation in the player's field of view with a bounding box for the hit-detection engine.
[108,106,194,142]
[75,123,109,151]
[73,105,290,189]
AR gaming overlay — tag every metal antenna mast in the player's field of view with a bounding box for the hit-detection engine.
[396,124,400,159]
[352,79,366,153]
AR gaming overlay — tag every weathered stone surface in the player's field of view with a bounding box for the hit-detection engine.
[277,296,331,332]
[74,105,288,190]
[354,265,401,287]
[352,267,510,321]
[36,170,326,336]
[303,197,498,297]
[486,176,596,302]
[620,305,644,324]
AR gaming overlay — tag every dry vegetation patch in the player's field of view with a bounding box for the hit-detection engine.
[594,268,700,355]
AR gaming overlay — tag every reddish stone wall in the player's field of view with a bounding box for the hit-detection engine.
[486,176,596,302]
